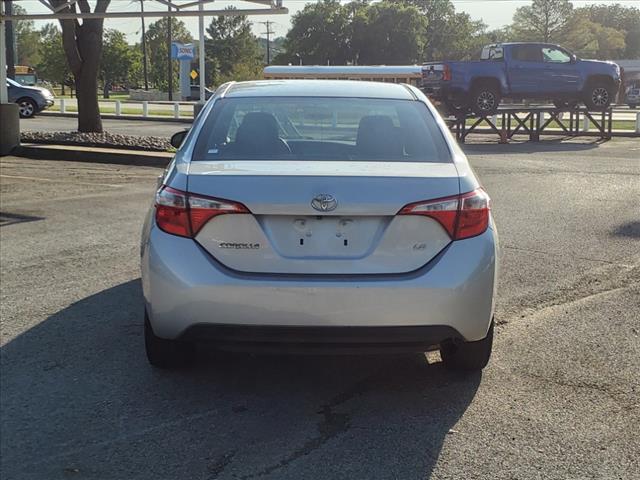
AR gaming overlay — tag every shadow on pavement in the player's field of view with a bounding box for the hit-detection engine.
[612,221,640,238]
[1,280,480,480]
[0,211,45,227]
[461,138,603,155]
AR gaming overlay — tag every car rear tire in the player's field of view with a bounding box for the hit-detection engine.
[17,98,37,118]
[583,80,613,111]
[144,311,195,369]
[440,320,493,372]
[470,84,501,116]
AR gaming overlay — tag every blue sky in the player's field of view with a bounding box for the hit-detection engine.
[15,0,640,41]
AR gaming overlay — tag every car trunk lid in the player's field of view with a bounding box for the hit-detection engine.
[188,160,460,275]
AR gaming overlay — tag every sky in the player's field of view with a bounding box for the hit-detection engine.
[12,0,640,42]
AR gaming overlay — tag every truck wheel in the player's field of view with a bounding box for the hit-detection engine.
[144,311,195,369]
[584,80,613,111]
[440,321,494,372]
[470,84,501,116]
[553,100,579,110]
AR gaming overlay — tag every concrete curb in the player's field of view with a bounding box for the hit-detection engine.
[39,111,193,124]
[13,143,173,168]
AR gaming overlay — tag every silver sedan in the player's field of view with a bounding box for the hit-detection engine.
[141,80,498,371]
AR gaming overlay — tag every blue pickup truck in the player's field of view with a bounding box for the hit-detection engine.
[422,42,621,115]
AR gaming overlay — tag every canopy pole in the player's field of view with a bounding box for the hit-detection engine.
[199,1,205,104]
[0,1,8,104]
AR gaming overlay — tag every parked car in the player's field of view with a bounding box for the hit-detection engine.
[141,80,498,371]
[6,78,55,118]
[422,42,621,115]
[625,88,640,109]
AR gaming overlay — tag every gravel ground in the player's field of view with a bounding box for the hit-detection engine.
[20,131,172,152]
[1,139,639,480]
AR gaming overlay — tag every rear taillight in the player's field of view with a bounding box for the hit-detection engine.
[399,188,491,240]
[442,64,452,81]
[155,186,249,238]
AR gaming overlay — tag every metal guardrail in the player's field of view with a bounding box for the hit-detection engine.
[447,107,639,142]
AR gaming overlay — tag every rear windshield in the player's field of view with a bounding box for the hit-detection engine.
[480,45,504,61]
[192,97,452,163]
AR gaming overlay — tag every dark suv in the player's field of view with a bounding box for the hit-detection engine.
[7,78,55,118]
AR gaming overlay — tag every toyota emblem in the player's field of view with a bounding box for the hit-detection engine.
[311,194,337,212]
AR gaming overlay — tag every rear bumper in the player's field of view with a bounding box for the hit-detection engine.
[142,223,498,343]
[421,83,465,100]
[179,324,462,354]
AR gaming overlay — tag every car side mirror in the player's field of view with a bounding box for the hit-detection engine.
[170,129,188,149]
[570,54,577,64]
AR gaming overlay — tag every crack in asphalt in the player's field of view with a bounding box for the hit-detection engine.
[522,371,639,409]
[502,244,635,267]
[498,264,639,325]
[208,450,237,480]
[239,375,376,479]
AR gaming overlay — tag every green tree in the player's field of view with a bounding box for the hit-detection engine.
[36,23,72,94]
[144,17,193,92]
[100,29,134,97]
[127,44,145,89]
[575,3,640,58]
[41,0,112,132]
[392,0,486,60]
[511,0,573,43]
[625,30,640,59]
[563,14,625,59]
[355,2,426,64]
[276,0,352,65]
[11,3,41,66]
[205,7,263,86]
[399,0,452,60]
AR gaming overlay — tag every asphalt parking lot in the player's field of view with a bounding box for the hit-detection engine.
[1,138,639,479]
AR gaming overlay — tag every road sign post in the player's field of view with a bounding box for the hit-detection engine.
[172,42,196,101]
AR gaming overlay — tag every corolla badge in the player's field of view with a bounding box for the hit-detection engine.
[311,194,338,212]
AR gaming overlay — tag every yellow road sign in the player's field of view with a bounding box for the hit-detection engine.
[190,70,198,80]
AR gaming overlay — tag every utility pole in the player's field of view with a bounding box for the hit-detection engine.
[259,21,275,65]
[167,3,173,101]
[5,0,15,80]
[140,0,149,90]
